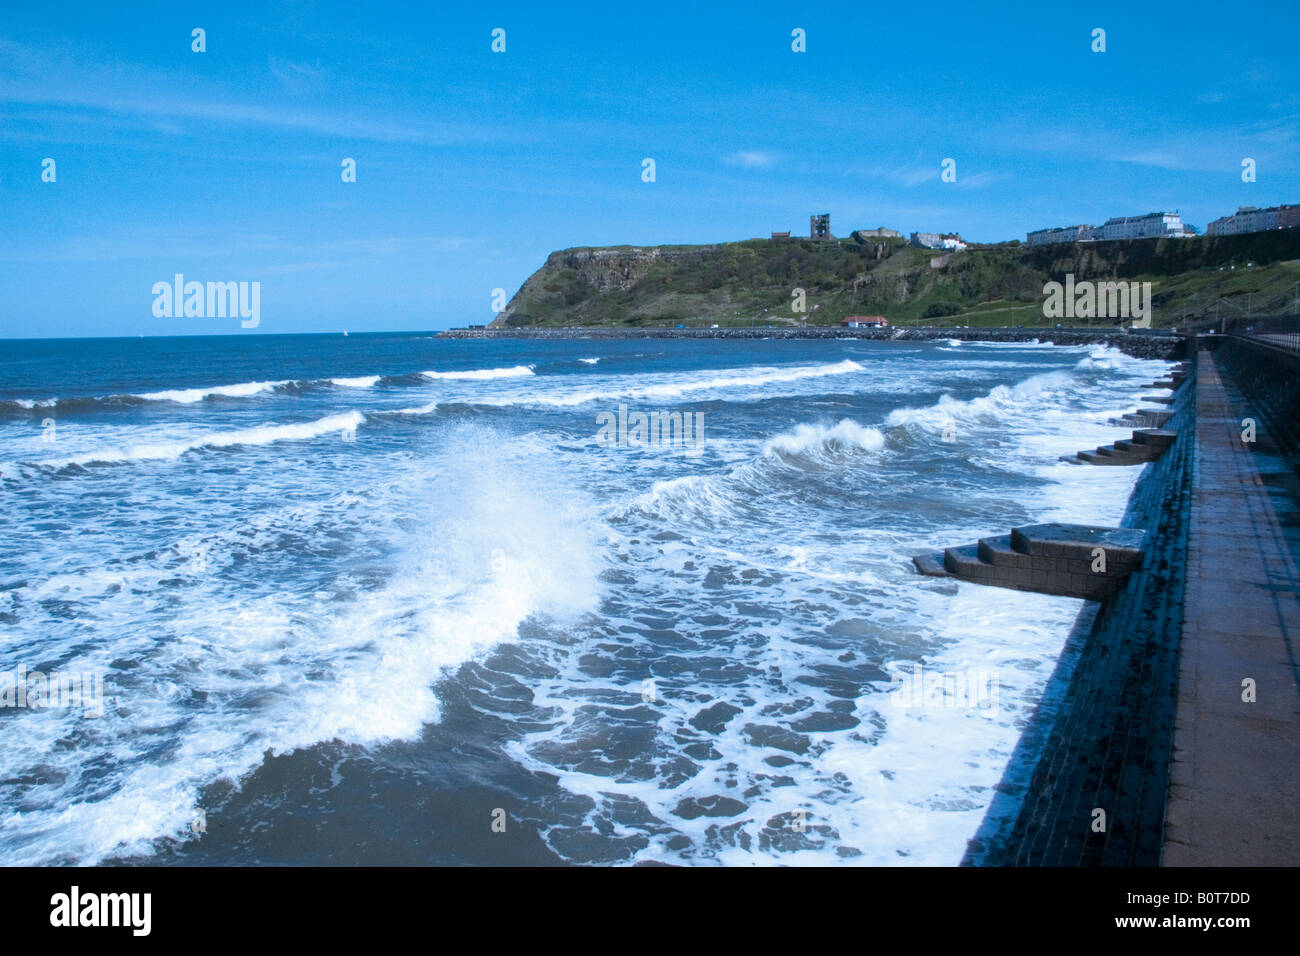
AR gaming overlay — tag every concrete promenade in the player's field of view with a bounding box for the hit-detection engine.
[1162,349,1300,865]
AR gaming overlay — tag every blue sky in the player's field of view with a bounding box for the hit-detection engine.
[1,0,1297,337]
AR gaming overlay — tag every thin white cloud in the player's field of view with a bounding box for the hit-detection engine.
[0,40,527,147]
[1007,115,1299,174]
[955,170,1009,189]
[0,231,476,264]
[267,55,326,94]
[894,165,937,186]
[724,151,777,168]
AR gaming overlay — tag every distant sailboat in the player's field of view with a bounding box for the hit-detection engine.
[342,330,349,337]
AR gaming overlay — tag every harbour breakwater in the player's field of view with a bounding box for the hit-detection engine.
[437,325,1184,361]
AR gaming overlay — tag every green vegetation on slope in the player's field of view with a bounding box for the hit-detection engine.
[495,230,1300,329]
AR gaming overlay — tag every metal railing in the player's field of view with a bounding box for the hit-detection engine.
[1243,331,1300,354]
[1178,284,1300,335]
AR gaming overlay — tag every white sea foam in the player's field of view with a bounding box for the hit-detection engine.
[420,365,535,380]
[0,337,1180,866]
[135,380,288,403]
[0,426,600,865]
[472,359,866,409]
[885,370,1077,431]
[763,419,886,457]
[385,401,440,416]
[330,376,381,388]
[40,411,364,467]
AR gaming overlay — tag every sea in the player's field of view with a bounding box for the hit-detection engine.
[0,332,1172,866]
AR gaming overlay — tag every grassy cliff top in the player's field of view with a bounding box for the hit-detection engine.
[494,230,1300,329]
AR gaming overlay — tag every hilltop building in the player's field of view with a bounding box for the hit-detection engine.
[910,232,967,251]
[770,231,791,239]
[810,214,832,240]
[1026,224,1094,247]
[1025,211,1189,246]
[1205,204,1300,236]
[1094,212,1188,240]
[856,227,901,239]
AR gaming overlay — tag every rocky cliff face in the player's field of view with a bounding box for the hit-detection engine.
[561,247,719,291]
[495,246,723,325]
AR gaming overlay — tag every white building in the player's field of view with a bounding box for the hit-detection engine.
[1025,224,1095,247]
[1206,205,1300,236]
[910,232,967,251]
[1094,212,1187,240]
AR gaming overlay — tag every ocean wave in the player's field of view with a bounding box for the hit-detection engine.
[35,411,364,468]
[885,370,1076,432]
[330,376,381,388]
[630,414,884,525]
[960,338,1063,349]
[0,428,601,865]
[382,401,440,417]
[420,365,535,381]
[763,419,886,458]
[136,380,289,404]
[0,366,524,417]
[0,395,134,417]
[3,378,322,415]
[473,359,866,409]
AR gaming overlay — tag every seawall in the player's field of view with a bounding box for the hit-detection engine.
[965,332,1300,866]
[436,325,1184,360]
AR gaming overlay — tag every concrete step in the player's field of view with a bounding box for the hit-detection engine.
[976,534,1025,568]
[1010,524,1146,566]
[1098,444,1153,460]
[1141,395,1175,405]
[1078,449,1126,464]
[1132,428,1177,447]
[1080,447,1145,465]
[942,542,980,572]
[1116,409,1173,427]
[911,551,951,577]
[915,523,1148,603]
[1113,438,1163,459]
